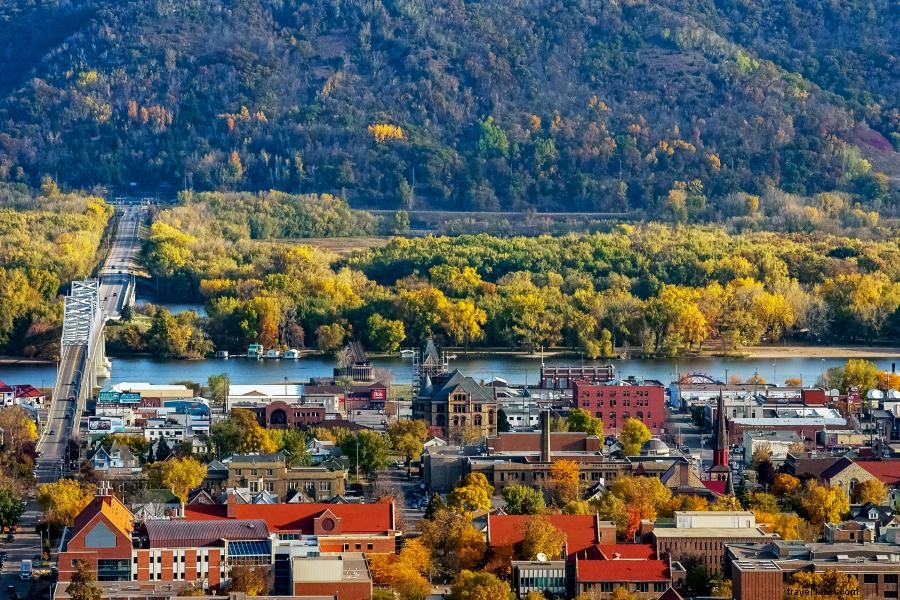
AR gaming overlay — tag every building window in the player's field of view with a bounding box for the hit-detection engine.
[367,544,374,550]
[97,559,131,581]
[319,481,331,492]
[886,575,898,584]
[635,583,649,592]
[863,574,877,584]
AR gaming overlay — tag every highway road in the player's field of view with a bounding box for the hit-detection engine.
[34,205,146,482]
[99,205,145,319]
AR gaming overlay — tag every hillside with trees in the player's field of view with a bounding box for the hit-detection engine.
[0,0,897,216]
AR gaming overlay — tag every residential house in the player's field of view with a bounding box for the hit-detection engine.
[131,489,184,520]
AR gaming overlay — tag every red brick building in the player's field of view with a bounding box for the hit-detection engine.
[184,501,399,554]
[58,489,134,584]
[575,558,674,598]
[573,378,666,436]
[245,399,326,428]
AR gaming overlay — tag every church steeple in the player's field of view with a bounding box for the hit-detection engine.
[709,390,731,483]
[713,390,728,467]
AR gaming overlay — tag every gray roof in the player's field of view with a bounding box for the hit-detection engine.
[142,519,269,548]
[227,452,286,464]
[422,369,493,403]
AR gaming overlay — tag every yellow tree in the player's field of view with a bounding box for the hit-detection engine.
[388,420,428,466]
[37,479,94,526]
[442,299,487,353]
[229,565,269,595]
[521,515,567,560]
[447,473,494,513]
[0,407,38,449]
[567,408,603,437]
[752,511,802,540]
[231,408,276,453]
[159,456,207,503]
[785,570,859,600]
[420,509,485,578]
[608,476,672,521]
[771,473,801,497]
[620,418,651,455]
[799,481,849,527]
[710,495,743,511]
[591,492,629,539]
[448,570,513,600]
[610,588,639,600]
[550,459,581,504]
[852,480,887,505]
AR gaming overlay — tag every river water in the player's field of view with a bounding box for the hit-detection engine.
[1,353,896,390]
[2,299,895,389]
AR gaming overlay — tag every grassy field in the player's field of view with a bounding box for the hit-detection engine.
[274,236,392,256]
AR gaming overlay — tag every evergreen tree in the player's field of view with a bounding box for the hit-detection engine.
[424,492,446,520]
[155,437,172,461]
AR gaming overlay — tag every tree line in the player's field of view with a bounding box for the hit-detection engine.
[133,193,900,358]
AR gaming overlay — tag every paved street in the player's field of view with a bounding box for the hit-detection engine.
[0,501,50,600]
[98,205,145,319]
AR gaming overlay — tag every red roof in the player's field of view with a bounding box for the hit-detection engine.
[595,544,656,560]
[0,381,12,393]
[857,460,900,485]
[14,385,42,397]
[184,503,394,534]
[577,558,670,582]
[702,480,727,495]
[488,515,597,556]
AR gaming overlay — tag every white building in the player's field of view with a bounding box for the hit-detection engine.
[742,430,804,466]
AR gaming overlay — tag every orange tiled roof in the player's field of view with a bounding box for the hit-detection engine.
[488,514,597,556]
[184,502,393,534]
[595,544,656,560]
[577,558,670,582]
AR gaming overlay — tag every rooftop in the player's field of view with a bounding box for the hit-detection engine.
[652,527,773,539]
[488,514,598,556]
[184,502,394,535]
[577,558,670,582]
[141,519,269,548]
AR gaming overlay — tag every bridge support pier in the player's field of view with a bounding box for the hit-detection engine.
[93,338,111,380]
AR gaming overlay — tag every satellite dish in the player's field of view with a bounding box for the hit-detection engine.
[536,553,548,562]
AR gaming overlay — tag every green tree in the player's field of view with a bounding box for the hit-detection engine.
[501,484,545,515]
[207,373,230,405]
[497,408,512,432]
[315,323,346,353]
[268,429,311,467]
[366,313,406,352]
[0,489,24,530]
[567,408,603,437]
[424,492,446,520]
[339,429,391,478]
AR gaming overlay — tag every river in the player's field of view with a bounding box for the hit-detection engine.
[2,298,895,389]
[1,354,896,390]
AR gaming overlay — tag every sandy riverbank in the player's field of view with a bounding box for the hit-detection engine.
[738,345,899,359]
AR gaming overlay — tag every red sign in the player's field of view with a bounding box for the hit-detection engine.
[370,388,386,400]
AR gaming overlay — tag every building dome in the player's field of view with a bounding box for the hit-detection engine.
[640,437,670,456]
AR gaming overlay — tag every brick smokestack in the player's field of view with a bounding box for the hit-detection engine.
[540,409,551,463]
[226,491,237,518]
